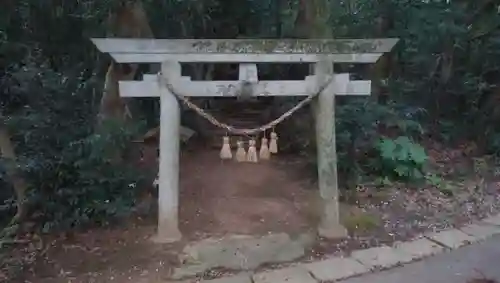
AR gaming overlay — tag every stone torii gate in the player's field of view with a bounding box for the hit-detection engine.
[91,38,398,243]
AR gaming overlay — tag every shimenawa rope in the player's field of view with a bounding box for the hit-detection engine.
[157,73,333,135]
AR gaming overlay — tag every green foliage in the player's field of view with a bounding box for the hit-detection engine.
[35,138,144,231]
[1,54,145,231]
[335,98,426,185]
[327,0,500,144]
[31,119,146,231]
[372,136,428,182]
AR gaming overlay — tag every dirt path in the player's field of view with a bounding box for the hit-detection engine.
[179,150,317,239]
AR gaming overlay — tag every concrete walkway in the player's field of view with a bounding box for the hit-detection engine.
[342,234,500,283]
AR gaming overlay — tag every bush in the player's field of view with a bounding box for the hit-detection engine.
[27,122,147,231]
[1,60,146,232]
[335,98,426,186]
[372,136,428,183]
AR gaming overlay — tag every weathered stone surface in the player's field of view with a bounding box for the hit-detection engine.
[392,238,444,259]
[318,222,349,239]
[173,233,311,279]
[92,38,399,54]
[350,246,413,269]
[295,232,316,247]
[460,223,500,241]
[303,256,369,281]
[482,214,500,226]
[252,267,316,283]
[202,273,252,283]
[425,229,475,249]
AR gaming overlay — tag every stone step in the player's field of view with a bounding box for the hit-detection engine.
[209,103,271,114]
[210,109,269,117]
[196,100,274,147]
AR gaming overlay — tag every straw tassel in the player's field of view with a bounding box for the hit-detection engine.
[269,131,278,154]
[219,136,233,160]
[246,139,258,163]
[259,137,270,160]
[235,140,247,162]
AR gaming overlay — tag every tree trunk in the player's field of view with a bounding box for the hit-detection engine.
[294,0,331,38]
[370,1,394,104]
[97,0,155,128]
[0,123,27,229]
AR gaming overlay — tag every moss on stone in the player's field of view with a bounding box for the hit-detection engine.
[190,39,398,54]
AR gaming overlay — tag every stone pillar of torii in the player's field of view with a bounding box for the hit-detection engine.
[91,38,398,243]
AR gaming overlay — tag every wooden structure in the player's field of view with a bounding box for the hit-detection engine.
[91,38,398,243]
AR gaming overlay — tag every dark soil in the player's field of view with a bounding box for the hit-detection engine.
[179,150,315,239]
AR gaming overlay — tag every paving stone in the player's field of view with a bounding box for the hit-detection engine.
[392,238,444,260]
[302,256,369,281]
[202,273,252,283]
[179,233,308,271]
[425,229,475,249]
[460,223,500,241]
[350,246,414,269]
[482,214,500,226]
[252,267,316,283]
